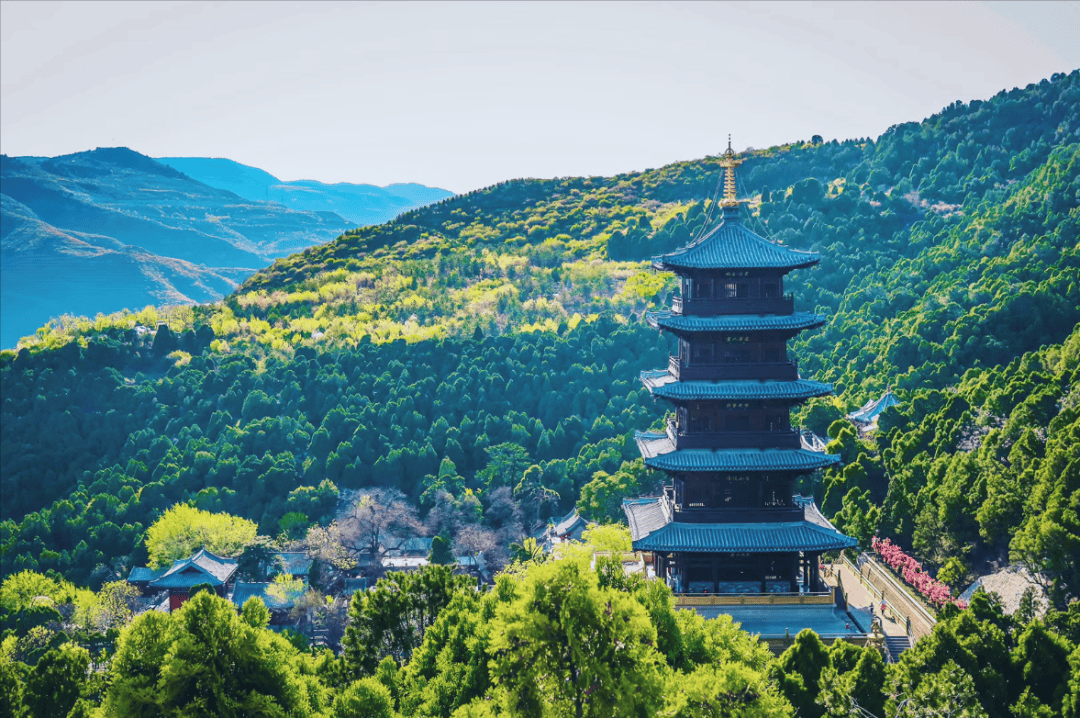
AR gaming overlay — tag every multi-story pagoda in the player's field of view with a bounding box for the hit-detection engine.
[624,143,856,596]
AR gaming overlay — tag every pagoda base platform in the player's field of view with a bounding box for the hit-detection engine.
[686,603,869,654]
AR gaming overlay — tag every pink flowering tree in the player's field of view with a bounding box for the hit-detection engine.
[871,537,967,610]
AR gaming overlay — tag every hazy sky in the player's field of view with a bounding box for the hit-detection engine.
[2,1,1077,193]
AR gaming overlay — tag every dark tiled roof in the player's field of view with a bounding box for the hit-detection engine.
[645,311,826,334]
[553,510,588,536]
[640,370,833,401]
[630,496,855,550]
[343,578,370,596]
[384,537,434,557]
[231,582,295,610]
[274,552,313,576]
[634,521,857,553]
[149,548,238,588]
[623,496,856,552]
[128,567,164,583]
[654,214,820,271]
[636,431,840,472]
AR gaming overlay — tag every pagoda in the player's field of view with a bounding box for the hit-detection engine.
[623,142,856,596]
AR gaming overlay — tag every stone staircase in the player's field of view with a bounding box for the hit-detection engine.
[883,634,911,663]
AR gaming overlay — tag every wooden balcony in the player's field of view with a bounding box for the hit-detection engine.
[672,506,804,523]
[668,355,800,381]
[673,295,795,316]
[666,418,802,450]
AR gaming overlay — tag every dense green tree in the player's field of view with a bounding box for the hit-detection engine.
[24,643,90,718]
[488,559,664,718]
[343,565,476,677]
[773,629,831,718]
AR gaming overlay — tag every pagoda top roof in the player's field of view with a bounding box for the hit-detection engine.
[645,310,826,334]
[640,370,833,401]
[622,496,856,553]
[654,207,820,272]
[636,431,840,472]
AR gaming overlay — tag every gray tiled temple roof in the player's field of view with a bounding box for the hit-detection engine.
[148,548,238,588]
[274,552,314,577]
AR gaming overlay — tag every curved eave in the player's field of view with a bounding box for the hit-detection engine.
[635,431,840,473]
[653,256,819,273]
[633,521,858,553]
[644,311,827,334]
[651,219,821,273]
[640,371,833,402]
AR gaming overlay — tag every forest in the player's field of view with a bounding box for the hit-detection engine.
[1,71,1079,716]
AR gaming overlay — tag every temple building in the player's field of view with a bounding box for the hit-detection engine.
[623,143,857,597]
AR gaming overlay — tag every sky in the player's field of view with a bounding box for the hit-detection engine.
[2,1,1077,194]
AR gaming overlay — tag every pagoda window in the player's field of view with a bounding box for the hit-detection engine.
[684,480,706,507]
[762,282,779,298]
[691,342,715,364]
[723,476,755,507]
[763,345,784,363]
[722,282,748,299]
[693,278,713,299]
[763,487,789,507]
[689,406,712,432]
[765,413,788,432]
[725,414,751,431]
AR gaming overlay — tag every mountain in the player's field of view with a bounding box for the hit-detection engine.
[1,194,246,346]
[156,157,454,225]
[0,148,355,348]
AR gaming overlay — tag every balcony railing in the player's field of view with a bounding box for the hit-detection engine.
[673,295,795,316]
[672,506,803,523]
[666,418,802,449]
[668,355,799,381]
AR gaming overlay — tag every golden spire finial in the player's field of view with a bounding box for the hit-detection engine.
[719,135,743,208]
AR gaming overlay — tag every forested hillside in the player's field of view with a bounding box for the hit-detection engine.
[2,70,1078,607]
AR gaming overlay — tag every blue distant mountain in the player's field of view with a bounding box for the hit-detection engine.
[1,148,453,349]
[156,157,454,226]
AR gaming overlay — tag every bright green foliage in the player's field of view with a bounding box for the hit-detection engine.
[145,504,257,569]
[1010,620,1073,712]
[265,572,305,605]
[398,588,505,718]
[890,609,1012,718]
[1064,645,1080,718]
[343,565,477,677]
[0,637,25,718]
[333,677,394,718]
[101,591,328,718]
[891,661,988,718]
[24,643,90,718]
[773,629,831,718]
[487,559,663,718]
[670,610,774,674]
[660,663,793,717]
[240,596,270,629]
[817,646,886,718]
[579,460,655,523]
[428,534,455,565]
